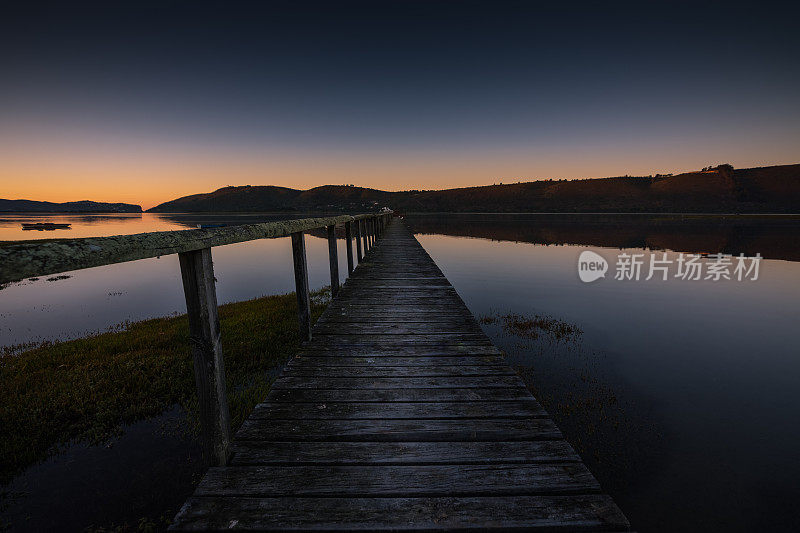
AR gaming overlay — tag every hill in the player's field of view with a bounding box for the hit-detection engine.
[0,199,142,213]
[148,164,800,214]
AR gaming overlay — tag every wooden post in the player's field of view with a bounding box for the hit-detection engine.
[369,218,375,246]
[326,224,340,297]
[291,232,312,342]
[355,219,363,262]
[344,220,354,274]
[178,247,231,467]
[361,219,368,254]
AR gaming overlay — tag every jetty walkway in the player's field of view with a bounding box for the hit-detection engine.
[171,220,629,531]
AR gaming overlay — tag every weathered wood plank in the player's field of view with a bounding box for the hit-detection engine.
[249,401,546,420]
[265,387,534,403]
[308,334,494,346]
[272,375,526,390]
[236,418,561,441]
[194,463,600,497]
[317,315,479,323]
[296,345,503,355]
[283,365,514,377]
[229,440,579,465]
[313,324,484,335]
[172,495,629,531]
[289,355,506,366]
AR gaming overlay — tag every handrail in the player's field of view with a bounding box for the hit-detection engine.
[2,209,393,468]
[0,212,389,284]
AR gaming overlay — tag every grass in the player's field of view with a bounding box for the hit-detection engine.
[479,312,582,341]
[0,289,329,483]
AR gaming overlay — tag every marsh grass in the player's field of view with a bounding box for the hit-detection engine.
[479,310,623,456]
[479,312,582,342]
[0,289,329,482]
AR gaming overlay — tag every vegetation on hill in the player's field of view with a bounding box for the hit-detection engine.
[0,199,142,213]
[147,164,800,214]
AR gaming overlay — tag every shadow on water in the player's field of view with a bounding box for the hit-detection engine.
[1,407,203,532]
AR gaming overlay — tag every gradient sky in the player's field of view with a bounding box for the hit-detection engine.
[1,1,799,209]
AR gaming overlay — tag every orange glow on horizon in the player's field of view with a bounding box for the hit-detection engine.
[2,137,796,210]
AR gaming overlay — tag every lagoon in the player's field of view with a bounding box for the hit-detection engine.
[2,212,799,531]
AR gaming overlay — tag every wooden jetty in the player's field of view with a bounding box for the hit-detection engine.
[0,212,628,530]
[171,220,629,531]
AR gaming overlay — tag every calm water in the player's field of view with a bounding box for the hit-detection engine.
[2,212,800,531]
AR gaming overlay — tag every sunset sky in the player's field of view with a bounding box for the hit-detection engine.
[1,1,798,209]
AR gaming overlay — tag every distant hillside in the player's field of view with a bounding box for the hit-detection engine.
[148,164,800,214]
[0,199,142,213]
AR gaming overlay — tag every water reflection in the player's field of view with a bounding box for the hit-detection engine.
[2,213,799,531]
[407,218,800,532]
[405,213,800,262]
[0,214,355,348]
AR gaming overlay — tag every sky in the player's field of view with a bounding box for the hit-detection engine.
[1,1,799,209]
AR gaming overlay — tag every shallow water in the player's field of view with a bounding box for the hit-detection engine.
[2,212,800,531]
[405,214,800,531]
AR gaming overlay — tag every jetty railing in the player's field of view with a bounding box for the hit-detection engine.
[0,210,393,466]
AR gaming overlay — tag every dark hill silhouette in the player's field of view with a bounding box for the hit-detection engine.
[0,199,142,213]
[148,164,800,214]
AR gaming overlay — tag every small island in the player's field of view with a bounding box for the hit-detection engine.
[0,199,142,213]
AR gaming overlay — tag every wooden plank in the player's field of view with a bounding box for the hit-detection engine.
[321,310,476,318]
[313,324,484,335]
[296,345,503,355]
[323,305,466,311]
[272,375,526,390]
[289,355,506,366]
[317,315,479,323]
[265,387,534,403]
[172,495,629,531]
[229,440,579,465]
[283,365,514,377]
[249,401,546,420]
[193,464,599,497]
[236,418,561,441]
[308,334,493,346]
[178,247,231,466]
